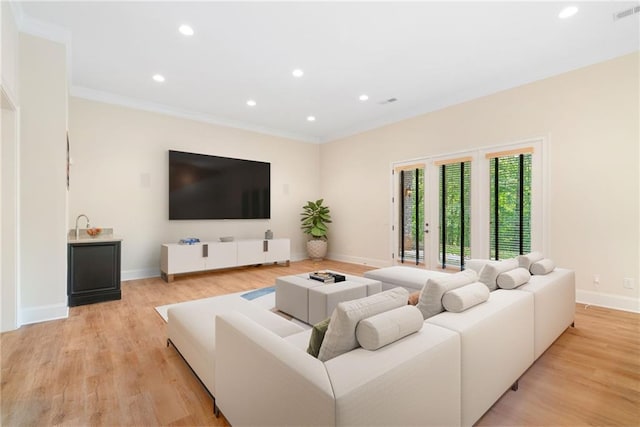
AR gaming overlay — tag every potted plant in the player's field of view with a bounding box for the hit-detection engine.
[300,199,332,260]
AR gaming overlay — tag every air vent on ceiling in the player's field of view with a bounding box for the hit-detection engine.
[613,5,640,21]
[379,98,398,105]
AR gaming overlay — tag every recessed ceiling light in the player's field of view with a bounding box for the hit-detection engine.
[152,74,165,83]
[359,94,369,101]
[179,25,194,36]
[307,116,316,122]
[246,99,257,107]
[558,6,578,19]
[292,69,304,78]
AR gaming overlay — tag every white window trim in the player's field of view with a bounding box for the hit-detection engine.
[390,136,549,267]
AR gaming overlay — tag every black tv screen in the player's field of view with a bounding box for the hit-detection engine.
[169,150,270,220]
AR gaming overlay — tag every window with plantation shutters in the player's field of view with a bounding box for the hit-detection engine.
[488,148,532,260]
[437,158,471,269]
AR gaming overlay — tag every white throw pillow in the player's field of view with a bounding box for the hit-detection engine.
[416,269,477,319]
[441,282,490,313]
[517,252,544,270]
[478,258,519,291]
[356,305,423,350]
[530,258,556,275]
[497,267,531,289]
[318,287,408,362]
[465,259,492,274]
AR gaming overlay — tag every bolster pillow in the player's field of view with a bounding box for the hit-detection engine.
[356,305,423,350]
[497,267,531,289]
[530,258,556,275]
[517,251,544,270]
[478,258,519,291]
[441,282,490,313]
[318,287,408,361]
[417,269,478,319]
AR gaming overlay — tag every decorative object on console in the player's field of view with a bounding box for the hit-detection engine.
[300,199,332,260]
[265,229,273,239]
[179,237,200,245]
[219,236,234,242]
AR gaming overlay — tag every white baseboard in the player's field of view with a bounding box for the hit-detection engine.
[326,253,392,269]
[122,268,160,281]
[576,289,640,313]
[19,303,69,326]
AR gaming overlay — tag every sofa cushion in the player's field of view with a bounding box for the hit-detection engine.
[531,258,556,275]
[307,317,331,358]
[478,258,519,291]
[363,266,449,291]
[517,251,544,270]
[355,305,423,350]
[318,288,408,362]
[442,282,490,312]
[416,269,478,319]
[497,267,531,289]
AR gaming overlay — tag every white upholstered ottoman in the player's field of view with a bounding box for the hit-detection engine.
[276,272,381,324]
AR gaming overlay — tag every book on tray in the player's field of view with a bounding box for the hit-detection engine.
[309,272,346,283]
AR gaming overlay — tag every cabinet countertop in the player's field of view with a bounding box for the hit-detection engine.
[68,236,123,245]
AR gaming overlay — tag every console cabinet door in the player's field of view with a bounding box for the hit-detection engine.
[265,239,290,263]
[236,240,266,265]
[168,244,207,274]
[206,242,238,269]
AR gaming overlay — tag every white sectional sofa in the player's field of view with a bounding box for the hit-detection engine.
[215,312,461,426]
[167,260,575,427]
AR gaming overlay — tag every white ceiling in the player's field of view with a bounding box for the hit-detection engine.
[14,1,640,143]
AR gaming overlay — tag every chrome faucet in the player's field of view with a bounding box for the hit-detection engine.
[75,214,90,239]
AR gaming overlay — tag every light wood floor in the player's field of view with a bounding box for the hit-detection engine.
[1,260,639,426]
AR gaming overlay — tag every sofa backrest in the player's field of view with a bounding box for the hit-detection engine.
[215,311,335,426]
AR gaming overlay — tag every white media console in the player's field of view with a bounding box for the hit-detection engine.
[160,238,290,282]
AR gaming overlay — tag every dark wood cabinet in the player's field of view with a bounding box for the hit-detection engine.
[68,241,121,306]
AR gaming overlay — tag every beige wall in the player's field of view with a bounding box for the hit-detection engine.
[321,52,639,308]
[19,33,68,323]
[68,98,321,278]
[1,2,20,101]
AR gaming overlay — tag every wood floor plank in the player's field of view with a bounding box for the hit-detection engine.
[2,260,639,426]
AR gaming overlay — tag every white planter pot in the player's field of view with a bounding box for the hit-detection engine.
[306,239,328,261]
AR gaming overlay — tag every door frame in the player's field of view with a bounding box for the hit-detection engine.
[390,159,431,268]
[1,85,21,332]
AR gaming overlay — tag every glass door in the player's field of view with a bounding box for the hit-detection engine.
[435,158,472,270]
[393,163,430,267]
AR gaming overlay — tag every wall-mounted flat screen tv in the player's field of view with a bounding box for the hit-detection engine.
[169,150,270,220]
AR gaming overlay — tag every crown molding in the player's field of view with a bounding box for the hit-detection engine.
[14,7,72,46]
[70,86,321,144]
